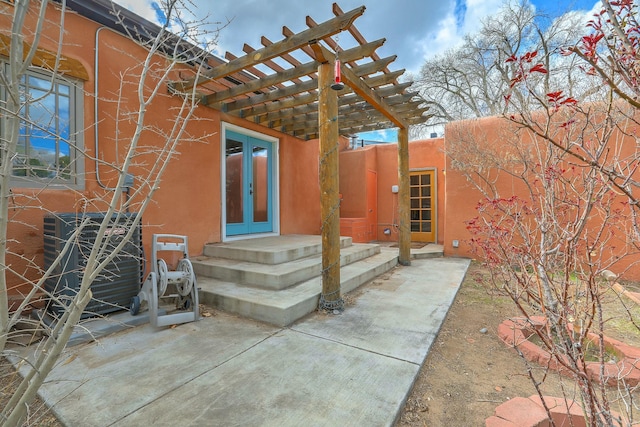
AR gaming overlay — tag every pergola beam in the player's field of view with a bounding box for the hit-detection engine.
[340,64,409,130]
[310,42,410,130]
[264,96,423,132]
[172,5,366,91]
[170,3,429,139]
[246,62,405,123]
[206,39,385,109]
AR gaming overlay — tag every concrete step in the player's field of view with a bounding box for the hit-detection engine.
[377,243,444,260]
[203,234,353,264]
[192,243,380,290]
[197,250,399,327]
[410,244,444,259]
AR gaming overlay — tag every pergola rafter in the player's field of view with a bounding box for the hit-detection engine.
[169,3,427,140]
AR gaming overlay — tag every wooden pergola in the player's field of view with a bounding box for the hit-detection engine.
[171,3,429,309]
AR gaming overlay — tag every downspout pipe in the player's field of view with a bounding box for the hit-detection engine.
[94,26,119,191]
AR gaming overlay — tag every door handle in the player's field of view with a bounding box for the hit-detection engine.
[249,182,253,195]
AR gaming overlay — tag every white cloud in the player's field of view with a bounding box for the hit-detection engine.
[463,0,504,33]
[421,13,459,59]
[416,0,505,61]
[113,0,157,22]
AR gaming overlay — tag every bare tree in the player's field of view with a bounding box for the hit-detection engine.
[449,0,640,423]
[412,0,589,137]
[0,1,217,424]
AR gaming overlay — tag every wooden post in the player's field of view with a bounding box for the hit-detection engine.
[398,127,411,266]
[318,61,343,310]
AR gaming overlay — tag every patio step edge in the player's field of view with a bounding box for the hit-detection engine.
[192,243,379,290]
[202,235,353,264]
[197,250,399,327]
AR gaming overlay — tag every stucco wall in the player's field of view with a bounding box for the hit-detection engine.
[339,148,369,218]
[279,137,321,235]
[1,3,322,299]
[338,138,445,244]
[442,115,640,280]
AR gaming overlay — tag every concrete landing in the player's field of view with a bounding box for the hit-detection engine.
[10,256,470,427]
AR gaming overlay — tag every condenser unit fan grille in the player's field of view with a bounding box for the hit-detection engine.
[43,213,142,319]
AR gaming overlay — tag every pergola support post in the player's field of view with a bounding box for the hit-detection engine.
[318,61,343,311]
[398,127,411,266]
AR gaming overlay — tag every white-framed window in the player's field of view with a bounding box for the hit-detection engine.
[2,65,84,189]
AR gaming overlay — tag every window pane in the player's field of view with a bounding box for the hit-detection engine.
[12,71,78,183]
[28,74,51,91]
[57,93,71,179]
[58,83,70,96]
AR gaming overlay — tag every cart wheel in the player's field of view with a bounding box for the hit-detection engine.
[130,295,141,316]
[176,259,195,297]
[176,295,191,310]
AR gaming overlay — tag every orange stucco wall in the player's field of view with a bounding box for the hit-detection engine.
[1,3,322,300]
[339,149,368,218]
[338,138,445,244]
[442,114,640,280]
[443,117,504,260]
[279,137,321,235]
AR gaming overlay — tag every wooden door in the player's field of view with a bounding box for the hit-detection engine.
[410,170,436,242]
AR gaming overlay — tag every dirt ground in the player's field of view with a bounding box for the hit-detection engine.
[0,363,61,426]
[394,261,640,426]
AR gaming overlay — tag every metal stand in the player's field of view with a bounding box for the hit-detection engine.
[130,234,199,327]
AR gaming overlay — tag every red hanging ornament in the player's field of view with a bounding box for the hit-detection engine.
[331,59,344,91]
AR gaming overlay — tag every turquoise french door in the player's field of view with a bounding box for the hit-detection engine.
[225,131,274,236]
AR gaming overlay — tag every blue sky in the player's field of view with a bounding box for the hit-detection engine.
[116,0,601,142]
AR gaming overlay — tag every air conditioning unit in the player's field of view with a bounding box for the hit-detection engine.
[43,212,143,319]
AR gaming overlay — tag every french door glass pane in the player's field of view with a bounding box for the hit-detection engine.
[252,146,268,222]
[226,139,243,224]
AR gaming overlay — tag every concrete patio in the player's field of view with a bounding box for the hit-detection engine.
[10,254,470,426]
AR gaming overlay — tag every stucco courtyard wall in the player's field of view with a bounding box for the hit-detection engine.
[442,115,640,280]
[338,138,445,244]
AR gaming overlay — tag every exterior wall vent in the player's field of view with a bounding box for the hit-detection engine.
[43,212,142,319]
